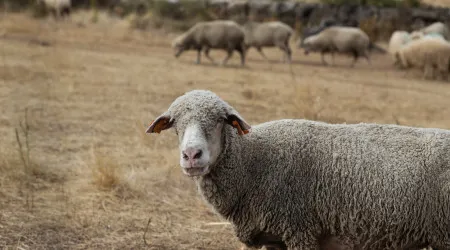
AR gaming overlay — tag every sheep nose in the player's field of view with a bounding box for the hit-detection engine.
[182,148,203,161]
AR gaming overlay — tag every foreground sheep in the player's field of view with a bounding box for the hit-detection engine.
[171,20,246,66]
[146,90,449,250]
[37,0,71,19]
[299,26,371,67]
[241,21,293,63]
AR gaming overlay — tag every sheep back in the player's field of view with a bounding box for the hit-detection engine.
[242,21,293,47]
[184,20,245,50]
[304,26,369,55]
[420,22,450,40]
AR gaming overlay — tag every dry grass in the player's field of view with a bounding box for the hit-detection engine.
[1,10,450,249]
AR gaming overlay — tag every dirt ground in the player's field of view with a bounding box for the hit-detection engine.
[1,11,450,250]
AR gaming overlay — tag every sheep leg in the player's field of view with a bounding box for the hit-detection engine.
[256,47,270,62]
[196,49,202,64]
[236,45,246,66]
[363,52,372,66]
[222,49,234,66]
[320,52,328,66]
[331,52,335,66]
[203,48,216,64]
[278,43,292,64]
[350,51,359,68]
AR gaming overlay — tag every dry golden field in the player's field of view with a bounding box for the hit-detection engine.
[1,11,450,250]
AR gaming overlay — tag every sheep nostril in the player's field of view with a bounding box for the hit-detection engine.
[193,150,202,159]
[183,153,189,160]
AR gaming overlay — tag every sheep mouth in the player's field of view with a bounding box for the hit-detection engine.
[182,166,209,177]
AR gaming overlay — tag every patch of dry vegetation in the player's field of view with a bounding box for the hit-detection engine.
[0,11,450,249]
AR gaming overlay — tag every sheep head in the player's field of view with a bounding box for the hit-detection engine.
[171,34,187,58]
[146,90,251,177]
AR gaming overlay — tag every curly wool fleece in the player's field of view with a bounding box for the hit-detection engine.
[148,90,450,250]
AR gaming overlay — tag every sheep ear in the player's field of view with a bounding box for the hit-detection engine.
[226,113,251,136]
[145,113,173,134]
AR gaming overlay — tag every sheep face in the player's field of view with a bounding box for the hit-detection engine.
[146,90,251,177]
[172,35,187,58]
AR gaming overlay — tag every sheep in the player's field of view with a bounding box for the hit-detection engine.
[395,37,449,79]
[410,31,446,42]
[422,41,450,81]
[299,26,371,67]
[37,0,71,19]
[241,21,293,63]
[146,89,449,250]
[388,30,410,55]
[171,20,246,66]
[419,22,450,41]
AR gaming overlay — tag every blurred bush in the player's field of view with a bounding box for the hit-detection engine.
[320,0,421,7]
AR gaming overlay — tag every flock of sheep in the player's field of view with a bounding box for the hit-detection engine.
[171,19,375,68]
[389,22,450,81]
[172,19,450,81]
[146,89,450,250]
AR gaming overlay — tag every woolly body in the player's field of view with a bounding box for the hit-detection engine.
[38,0,71,18]
[422,41,450,81]
[419,22,450,41]
[300,26,371,66]
[388,31,410,55]
[171,20,246,66]
[241,21,293,63]
[147,90,450,250]
[396,37,449,80]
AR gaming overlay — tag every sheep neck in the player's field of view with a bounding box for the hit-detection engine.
[195,126,246,220]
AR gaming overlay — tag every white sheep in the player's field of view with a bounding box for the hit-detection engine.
[171,20,246,66]
[299,26,371,67]
[419,21,450,40]
[388,30,410,55]
[396,37,449,79]
[422,41,450,81]
[241,21,293,63]
[37,0,71,19]
[146,89,449,250]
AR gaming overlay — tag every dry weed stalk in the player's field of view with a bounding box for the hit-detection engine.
[14,108,35,211]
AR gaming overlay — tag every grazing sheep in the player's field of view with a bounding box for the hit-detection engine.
[37,0,71,19]
[388,30,410,54]
[419,21,450,41]
[422,41,450,81]
[241,21,293,63]
[171,20,246,66]
[395,37,449,79]
[410,31,446,42]
[299,26,371,67]
[388,31,411,66]
[146,89,449,250]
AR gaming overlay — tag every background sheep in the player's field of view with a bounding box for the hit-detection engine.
[299,26,371,67]
[410,31,446,41]
[241,21,293,63]
[388,30,411,66]
[419,21,450,40]
[147,89,449,250]
[396,37,449,79]
[423,41,450,81]
[37,0,71,19]
[171,20,246,66]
